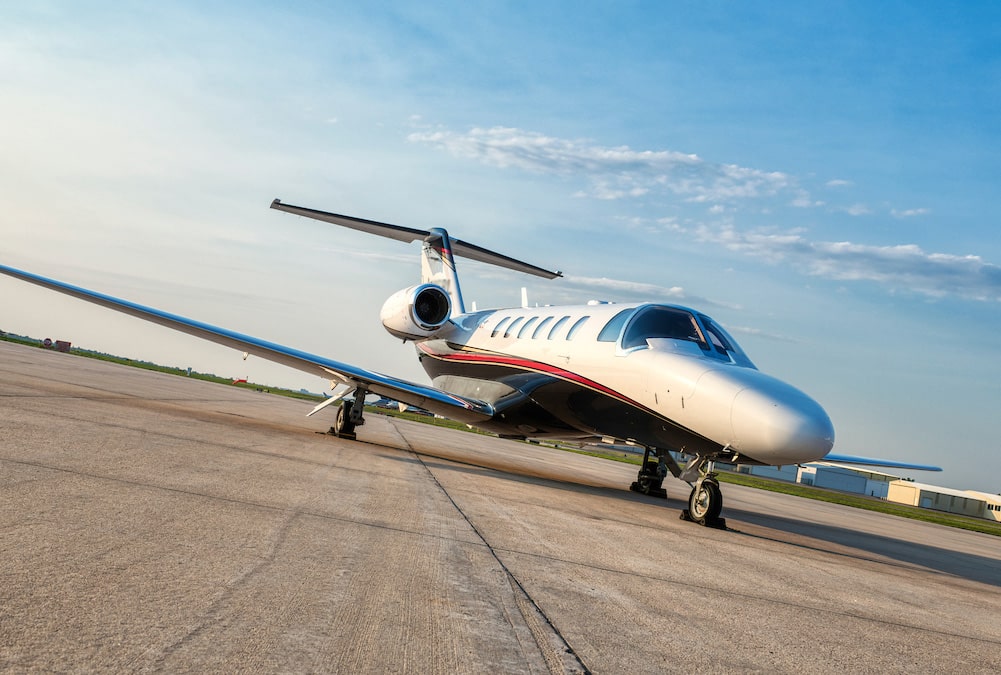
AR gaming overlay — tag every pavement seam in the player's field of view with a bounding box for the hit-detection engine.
[385,418,590,675]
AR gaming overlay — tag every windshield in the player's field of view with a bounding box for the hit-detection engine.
[618,305,756,368]
[697,313,756,368]
[621,306,707,350]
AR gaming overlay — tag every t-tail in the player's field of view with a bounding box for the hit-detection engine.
[270,199,561,339]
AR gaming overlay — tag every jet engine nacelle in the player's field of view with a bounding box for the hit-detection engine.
[380,284,452,341]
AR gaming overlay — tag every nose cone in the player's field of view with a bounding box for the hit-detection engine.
[731,385,835,464]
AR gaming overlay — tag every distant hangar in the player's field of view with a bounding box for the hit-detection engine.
[731,461,1001,522]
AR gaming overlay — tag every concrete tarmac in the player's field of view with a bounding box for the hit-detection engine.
[2,340,999,673]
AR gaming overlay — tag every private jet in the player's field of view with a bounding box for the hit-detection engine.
[0,200,940,528]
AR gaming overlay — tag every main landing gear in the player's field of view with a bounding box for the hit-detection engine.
[629,447,668,499]
[329,390,367,440]
[630,448,727,529]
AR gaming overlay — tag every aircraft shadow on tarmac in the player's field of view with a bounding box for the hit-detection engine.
[378,450,1001,588]
[724,509,1001,588]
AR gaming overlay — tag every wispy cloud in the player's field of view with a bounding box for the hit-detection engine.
[839,203,871,216]
[560,274,739,309]
[409,126,795,204]
[891,207,930,218]
[725,325,803,344]
[696,224,1001,302]
[410,124,1000,303]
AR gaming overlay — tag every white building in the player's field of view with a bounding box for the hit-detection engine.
[886,481,987,518]
[964,490,1001,522]
[797,463,899,499]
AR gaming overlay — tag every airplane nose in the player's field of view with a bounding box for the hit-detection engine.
[731,385,835,464]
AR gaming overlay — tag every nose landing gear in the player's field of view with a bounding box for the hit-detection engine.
[682,476,725,529]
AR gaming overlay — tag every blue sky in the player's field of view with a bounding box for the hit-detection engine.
[2,2,999,492]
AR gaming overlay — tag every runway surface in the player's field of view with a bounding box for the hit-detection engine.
[2,339,1000,673]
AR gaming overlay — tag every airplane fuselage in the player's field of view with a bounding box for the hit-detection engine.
[416,302,835,467]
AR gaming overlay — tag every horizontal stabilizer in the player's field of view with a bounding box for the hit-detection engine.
[822,454,942,472]
[271,199,562,279]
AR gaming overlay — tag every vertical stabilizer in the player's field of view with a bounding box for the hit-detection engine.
[421,228,465,314]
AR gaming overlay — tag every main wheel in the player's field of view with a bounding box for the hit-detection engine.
[688,480,722,522]
[334,401,356,436]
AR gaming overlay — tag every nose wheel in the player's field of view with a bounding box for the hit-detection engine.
[682,477,726,529]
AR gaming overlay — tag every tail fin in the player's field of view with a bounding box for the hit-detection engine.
[420,228,465,313]
[271,199,562,315]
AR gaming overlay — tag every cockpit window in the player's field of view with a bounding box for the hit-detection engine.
[597,308,634,342]
[696,314,756,368]
[621,306,707,350]
[699,314,733,355]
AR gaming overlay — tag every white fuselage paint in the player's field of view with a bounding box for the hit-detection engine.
[424,302,835,467]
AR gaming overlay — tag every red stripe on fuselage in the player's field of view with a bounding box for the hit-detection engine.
[418,342,647,411]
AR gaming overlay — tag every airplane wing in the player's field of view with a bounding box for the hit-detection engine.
[0,263,496,424]
[822,453,942,472]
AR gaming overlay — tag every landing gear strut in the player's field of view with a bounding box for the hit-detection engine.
[629,447,668,499]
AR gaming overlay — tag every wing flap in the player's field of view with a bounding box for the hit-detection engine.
[0,263,495,424]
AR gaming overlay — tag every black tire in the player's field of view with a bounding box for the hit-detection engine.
[688,480,723,522]
[335,401,356,436]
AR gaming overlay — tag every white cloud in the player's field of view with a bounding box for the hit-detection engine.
[891,207,930,218]
[409,124,1000,304]
[409,126,795,204]
[696,224,1001,302]
[841,203,871,216]
[559,275,739,309]
[726,325,803,344]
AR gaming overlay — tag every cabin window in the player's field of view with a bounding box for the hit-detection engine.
[621,306,707,350]
[532,316,554,339]
[517,316,539,338]
[566,316,590,340]
[491,317,511,338]
[504,317,525,338]
[597,308,634,342]
[547,316,571,340]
